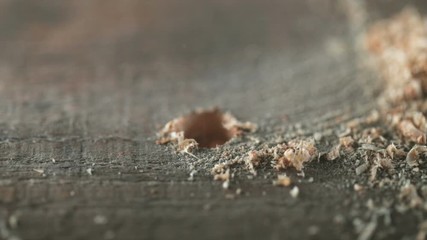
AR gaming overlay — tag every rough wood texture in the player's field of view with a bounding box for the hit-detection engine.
[0,1,426,239]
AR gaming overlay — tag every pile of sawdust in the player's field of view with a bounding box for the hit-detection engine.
[245,139,318,173]
[299,8,427,187]
[366,8,427,105]
[345,7,427,182]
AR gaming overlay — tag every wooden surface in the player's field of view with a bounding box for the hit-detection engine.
[0,1,426,239]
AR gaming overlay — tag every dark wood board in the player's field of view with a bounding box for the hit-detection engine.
[0,0,426,239]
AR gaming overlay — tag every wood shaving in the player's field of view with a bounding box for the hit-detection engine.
[33,169,44,174]
[240,139,318,174]
[245,150,264,175]
[386,143,405,159]
[213,168,231,189]
[326,144,341,161]
[222,112,258,135]
[274,140,318,171]
[273,174,292,187]
[359,144,382,152]
[213,168,230,182]
[340,136,355,149]
[290,186,299,198]
[406,145,427,167]
[398,119,426,144]
[211,157,242,177]
[355,163,369,176]
[177,139,199,159]
[156,118,185,145]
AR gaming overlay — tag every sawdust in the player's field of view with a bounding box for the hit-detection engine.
[398,119,426,144]
[336,8,427,238]
[354,10,427,179]
[366,7,427,105]
[325,144,341,161]
[273,174,292,187]
[289,186,299,198]
[242,139,318,175]
[406,145,427,167]
[177,139,200,159]
[213,168,231,189]
[332,7,427,185]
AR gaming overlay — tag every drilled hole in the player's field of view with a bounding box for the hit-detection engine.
[182,110,233,148]
[157,108,256,149]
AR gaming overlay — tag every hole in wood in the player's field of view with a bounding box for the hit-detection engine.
[156,108,256,149]
[182,109,233,148]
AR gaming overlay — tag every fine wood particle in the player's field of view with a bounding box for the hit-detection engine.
[273,174,292,187]
[289,186,299,198]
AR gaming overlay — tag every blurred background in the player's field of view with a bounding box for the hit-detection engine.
[0,0,425,139]
[0,0,380,139]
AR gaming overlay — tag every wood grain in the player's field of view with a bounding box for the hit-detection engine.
[0,0,426,239]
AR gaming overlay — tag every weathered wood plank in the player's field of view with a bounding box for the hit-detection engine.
[0,0,426,239]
